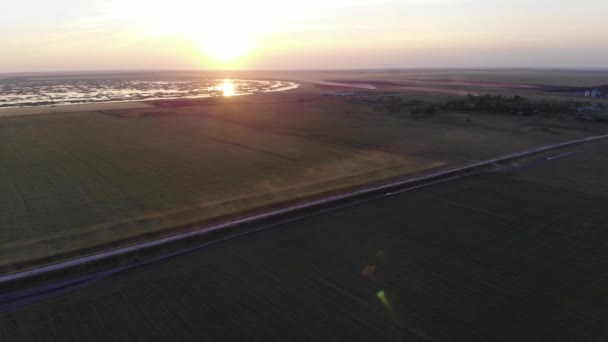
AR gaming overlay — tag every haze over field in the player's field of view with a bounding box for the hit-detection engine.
[2,0,608,72]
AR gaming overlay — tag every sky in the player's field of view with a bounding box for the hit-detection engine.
[1,0,607,72]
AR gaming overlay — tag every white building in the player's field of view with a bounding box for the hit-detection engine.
[585,89,603,97]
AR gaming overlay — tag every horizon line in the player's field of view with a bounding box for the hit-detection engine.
[2,66,608,77]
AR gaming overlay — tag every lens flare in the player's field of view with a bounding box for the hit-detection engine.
[377,290,390,309]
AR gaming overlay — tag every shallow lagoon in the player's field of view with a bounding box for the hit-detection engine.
[0,78,299,108]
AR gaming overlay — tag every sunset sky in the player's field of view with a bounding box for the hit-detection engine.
[2,0,607,72]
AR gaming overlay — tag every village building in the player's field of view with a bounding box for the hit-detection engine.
[585,89,603,97]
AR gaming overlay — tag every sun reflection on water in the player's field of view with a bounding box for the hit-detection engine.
[220,79,235,96]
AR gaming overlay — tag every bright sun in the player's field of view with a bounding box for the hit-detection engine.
[197,29,255,63]
[121,0,263,64]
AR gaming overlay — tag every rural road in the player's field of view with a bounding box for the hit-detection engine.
[1,134,607,312]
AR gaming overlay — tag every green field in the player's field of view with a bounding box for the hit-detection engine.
[1,83,606,273]
[2,139,607,341]
[230,68,608,87]
[372,68,608,87]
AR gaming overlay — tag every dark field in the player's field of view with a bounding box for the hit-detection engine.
[2,139,607,341]
[3,82,605,272]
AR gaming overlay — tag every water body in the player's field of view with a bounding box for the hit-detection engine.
[0,77,299,108]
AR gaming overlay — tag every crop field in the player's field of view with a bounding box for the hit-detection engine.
[2,139,607,341]
[1,84,606,273]
[249,69,608,89]
[377,68,608,87]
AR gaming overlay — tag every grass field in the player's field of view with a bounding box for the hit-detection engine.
[218,68,608,87]
[0,80,606,273]
[2,139,607,341]
[366,68,608,87]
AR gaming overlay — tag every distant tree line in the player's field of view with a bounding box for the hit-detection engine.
[439,93,581,115]
[371,93,606,120]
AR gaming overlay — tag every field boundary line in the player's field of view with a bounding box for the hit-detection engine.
[1,133,607,286]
